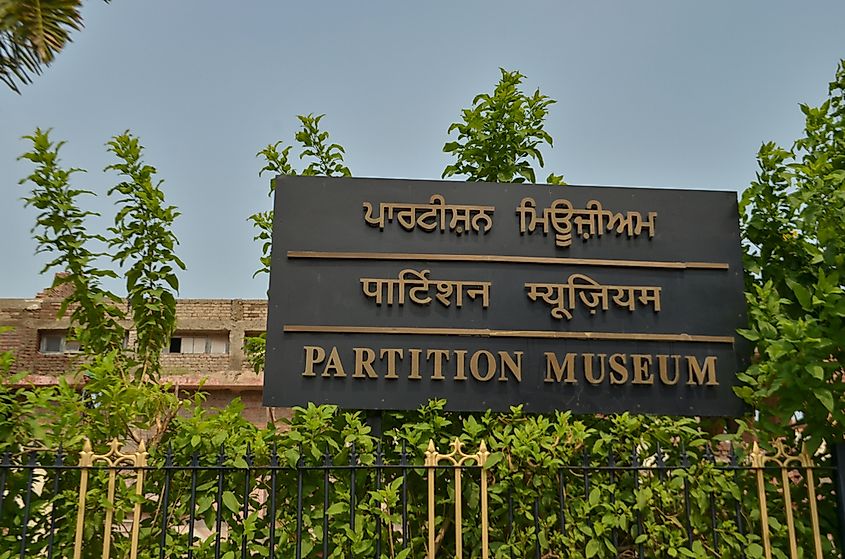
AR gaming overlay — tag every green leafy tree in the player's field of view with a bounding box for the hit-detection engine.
[737,60,845,448]
[19,128,126,356]
[0,0,96,93]
[250,113,351,278]
[12,128,186,447]
[244,114,351,379]
[442,68,565,185]
[106,131,185,378]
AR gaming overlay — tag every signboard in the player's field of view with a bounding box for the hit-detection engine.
[263,176,749,416]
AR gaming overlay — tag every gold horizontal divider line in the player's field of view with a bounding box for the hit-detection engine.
[283,325,735,344]
[286,250,729,270]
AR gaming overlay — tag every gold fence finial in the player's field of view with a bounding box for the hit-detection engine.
[478,440,489,466]
[425,439,436,467]
[750,440,764,468]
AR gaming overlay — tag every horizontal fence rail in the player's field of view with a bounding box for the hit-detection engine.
[0,437,840,558]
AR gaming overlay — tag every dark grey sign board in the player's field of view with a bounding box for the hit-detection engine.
[263,176,749,416]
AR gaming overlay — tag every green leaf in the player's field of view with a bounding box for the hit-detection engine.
[585,538,600,558]
[787,279,812,309]
[222,491,239,513]
[816,389,834,412]
[807,364,825,380]
[483,452,502,469]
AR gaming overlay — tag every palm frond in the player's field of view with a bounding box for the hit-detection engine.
[0,0,84,93]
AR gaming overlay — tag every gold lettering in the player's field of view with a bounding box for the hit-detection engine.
[408,349,422,380]
[585,353,605,384]
[353,347,377,379]
[427,349,450,380]
[454,350,467,380]
[470,350,496,381]
[362,195,494,235]
[687,356,718,386]
[544,352,576,383]
[498,351,523,382]
[324,347,346,378]
[518,197,657,248]
[302,346,325,377]
[657,354,680,385]
[380,348,403,379]
[609,353,629,384]
[631,354,654,385]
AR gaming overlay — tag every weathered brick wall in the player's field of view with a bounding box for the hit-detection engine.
[0,284,271,422]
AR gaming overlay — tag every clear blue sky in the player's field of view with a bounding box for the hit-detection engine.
[1,1,843,299]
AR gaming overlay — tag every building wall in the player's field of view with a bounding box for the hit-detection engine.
[0,282,270,424]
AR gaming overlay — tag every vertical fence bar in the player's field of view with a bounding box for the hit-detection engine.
[778,454,799,559]
[656,444,668,559]
[187,453,199,559]
[129,441,147,559]
[532,497,541,559]
[557,469,568,558]
[18,452,36,559]
[158,446,174,559]
[632,447,645,559]
[480,441,489,559]
[729,444,746,559]
[0,452,10,522]
[426,441,436,559]
[454,456,463,559]
[269,445,278,559]
[72,439,93,559]
[751,443,772,559]
[295,447,303,559]
[607,450,619,550]
[582,450,591,558]
[350,443,358,534]
[680,442,694,549]
[241,446,253,559]
[799,445,824,559]
[835,443,845,557]
[46,447,64,559]
[375,441,383,559]
[704,444,719,555]
[214,445,226,559]
[101,446,120,559]
[322,448,331,559]
[401,441,409,549]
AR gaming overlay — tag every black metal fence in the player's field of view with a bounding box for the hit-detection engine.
[0,438,842,559]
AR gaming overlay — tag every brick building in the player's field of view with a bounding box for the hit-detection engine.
[0,281,270,423]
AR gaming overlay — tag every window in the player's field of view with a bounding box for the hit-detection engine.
[166,334,229,354]
[39,332,81,354]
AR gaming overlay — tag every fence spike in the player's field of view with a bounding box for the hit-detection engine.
[703,442,715,464]
[245,443,254,467]
[655,443,666,469]
[270,442,279,466]
[680,441,690,468]
[400,439,408,465]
